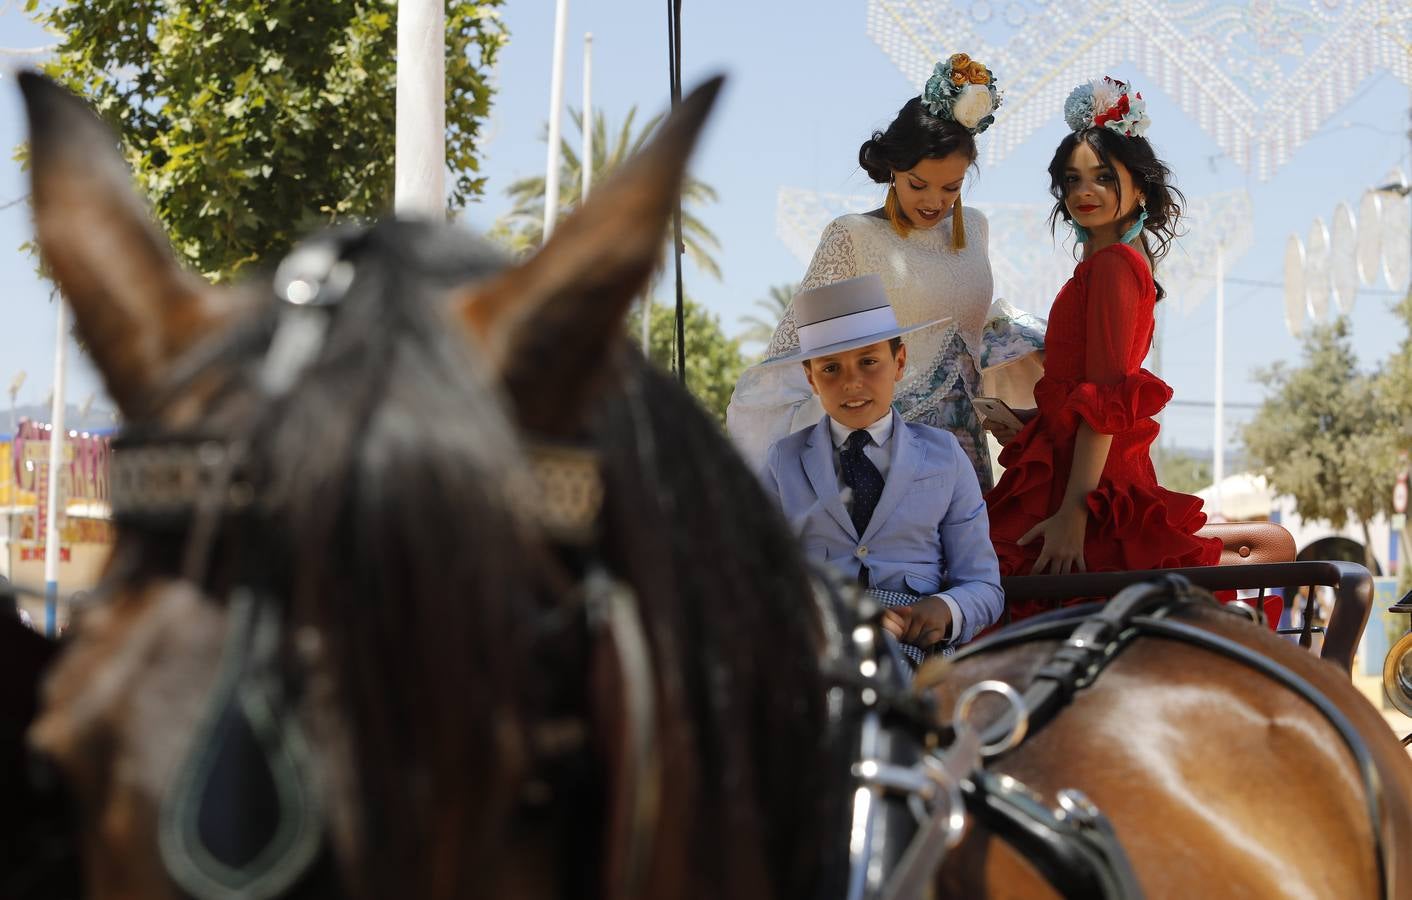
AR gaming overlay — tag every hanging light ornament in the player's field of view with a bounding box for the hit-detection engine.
[1304,218,1331,321]
[866,0,1412,180]
[1328,202,1358,315]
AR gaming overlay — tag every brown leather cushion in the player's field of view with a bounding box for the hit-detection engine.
[1196,521,1296,566]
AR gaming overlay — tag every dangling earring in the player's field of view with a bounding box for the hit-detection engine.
[884,179,911,238]
[1121,201,1148,244]
[950,196,967,251]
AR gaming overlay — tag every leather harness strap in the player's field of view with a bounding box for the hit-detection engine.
[963,770,1142,900]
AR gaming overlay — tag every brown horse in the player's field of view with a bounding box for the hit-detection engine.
[924,592,1412,899]
[12,70,1412,900]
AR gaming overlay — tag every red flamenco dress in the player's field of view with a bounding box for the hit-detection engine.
[985,243,1221,624]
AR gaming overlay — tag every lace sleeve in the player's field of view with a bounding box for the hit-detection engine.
[765,219,859,358]
[726,219,857,468]
[800,218,859,290]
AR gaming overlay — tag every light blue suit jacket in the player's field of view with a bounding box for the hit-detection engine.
[760,412,1003,645]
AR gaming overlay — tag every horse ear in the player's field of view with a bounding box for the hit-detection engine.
[460,76,723,435]
[19,72,236,418]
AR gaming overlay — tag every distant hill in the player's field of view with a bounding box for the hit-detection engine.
[1153,443,1248,495]
[3,402,120,436]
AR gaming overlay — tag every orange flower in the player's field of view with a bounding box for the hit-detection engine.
[950,69,969,86]
[949,52,971,69]
[967,61,990,84]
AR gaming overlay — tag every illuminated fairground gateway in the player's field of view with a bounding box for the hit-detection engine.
[0,418,113,626]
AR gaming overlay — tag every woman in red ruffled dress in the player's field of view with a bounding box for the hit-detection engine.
[983,77,1221,624]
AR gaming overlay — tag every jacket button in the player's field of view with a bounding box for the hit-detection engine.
[855,546,869,559]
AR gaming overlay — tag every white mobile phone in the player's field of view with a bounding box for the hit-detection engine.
[971,396,1024,431]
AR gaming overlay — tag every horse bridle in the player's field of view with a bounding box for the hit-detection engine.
[94,229,666,900]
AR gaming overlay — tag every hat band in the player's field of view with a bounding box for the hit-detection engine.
[797,306,899,354]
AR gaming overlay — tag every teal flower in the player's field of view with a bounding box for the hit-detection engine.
[1064,83,1096,132]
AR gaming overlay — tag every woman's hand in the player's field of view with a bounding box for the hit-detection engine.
[880,595,952,647]
[981,407,1037,446]
[1017,501,1089,575]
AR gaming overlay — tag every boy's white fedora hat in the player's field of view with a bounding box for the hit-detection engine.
[757,274,949,367]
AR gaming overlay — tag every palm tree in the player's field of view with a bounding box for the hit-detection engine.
[737,282,798,352]
[493,107,722,279]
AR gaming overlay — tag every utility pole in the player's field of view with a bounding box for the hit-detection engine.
[582,33,593,202]
[542,0,571,240]
[1211,245,1225,519]
[43,302,66,636]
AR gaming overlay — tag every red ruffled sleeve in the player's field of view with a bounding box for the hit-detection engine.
[1057,371,1171,434]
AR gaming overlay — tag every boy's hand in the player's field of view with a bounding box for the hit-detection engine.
[880,595,952,648]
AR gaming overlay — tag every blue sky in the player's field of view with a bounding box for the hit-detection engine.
[0,2,1408,458]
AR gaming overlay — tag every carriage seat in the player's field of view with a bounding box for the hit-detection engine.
[1196,521,1296,567]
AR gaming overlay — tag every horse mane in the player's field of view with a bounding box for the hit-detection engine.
[591,359,835,897]
[198,220,551,897]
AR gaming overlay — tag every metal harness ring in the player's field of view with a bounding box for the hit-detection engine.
[953,679,1029,758]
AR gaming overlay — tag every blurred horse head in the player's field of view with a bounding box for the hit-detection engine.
[16,72,832,900]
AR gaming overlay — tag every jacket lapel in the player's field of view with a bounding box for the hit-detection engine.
[860,411,920,545]
[803,416,857,540]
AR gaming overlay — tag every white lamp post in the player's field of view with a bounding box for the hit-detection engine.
[395,0,446,218]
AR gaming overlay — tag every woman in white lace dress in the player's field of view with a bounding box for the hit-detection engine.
[726,53,1043,491]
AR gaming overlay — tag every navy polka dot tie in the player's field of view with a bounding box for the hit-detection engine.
[841,429,885,537]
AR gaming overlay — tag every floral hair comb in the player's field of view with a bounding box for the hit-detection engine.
[921,53,1002,135]
[1064,76,1151,137]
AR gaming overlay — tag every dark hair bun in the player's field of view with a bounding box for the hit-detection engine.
[858,136,891,183]
[857,96,978,184]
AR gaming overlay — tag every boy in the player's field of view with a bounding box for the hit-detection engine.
[757,275,1003,661]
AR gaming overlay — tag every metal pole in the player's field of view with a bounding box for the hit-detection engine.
[43,300,66,637]
[395,0,446,217]
[667,0,685,383]
[543,0,571,240]
[1400,100,1412,589]
[582,33,593,202]
[1211,245,1225,518]
[641,295,652,354]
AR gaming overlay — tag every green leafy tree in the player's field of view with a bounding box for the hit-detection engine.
[492,107,721,278]
[1243,318,1398,568]
[30,0,507,281]
[627,296,745,425]
[737,282,797,355]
